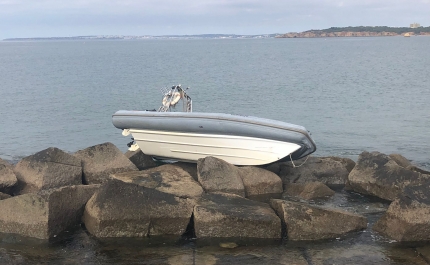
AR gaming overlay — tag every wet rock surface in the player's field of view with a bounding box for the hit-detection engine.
[74,142,138,184]
[348,151,430,201]
[0,185,99,239]
[194,193,281,238]
[110,164,204,198]
[83,178,196,237]
[12,147,82,194]
[271,199,367,241]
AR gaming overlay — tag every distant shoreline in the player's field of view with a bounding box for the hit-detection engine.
[2,34,276,41]
[3,26,430,41]
[276,26,430,38]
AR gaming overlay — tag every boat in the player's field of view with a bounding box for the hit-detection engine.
[112,85,316,166]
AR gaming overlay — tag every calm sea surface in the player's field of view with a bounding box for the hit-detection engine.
[0,37,429,169]
[1,37,430,264]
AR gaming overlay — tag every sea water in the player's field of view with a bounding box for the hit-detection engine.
[0,37,429,169]
[1,37,430,264]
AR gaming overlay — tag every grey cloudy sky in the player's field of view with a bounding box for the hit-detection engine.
[1,0,429,39]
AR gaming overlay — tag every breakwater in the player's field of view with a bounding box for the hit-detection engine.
[1,142,430,264]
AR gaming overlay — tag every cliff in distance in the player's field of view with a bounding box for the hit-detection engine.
[277,26,430,38]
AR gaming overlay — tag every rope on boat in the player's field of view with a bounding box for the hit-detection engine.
[289,153,310,168]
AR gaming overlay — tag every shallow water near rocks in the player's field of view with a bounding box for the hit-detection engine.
[1,190,429,264]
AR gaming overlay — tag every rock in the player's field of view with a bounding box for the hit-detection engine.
[194,193,281,238]
[279,157,350,187]
[110,164,204,198]
[83,178,195,237]
[194,245,308,265]
[284,182,335,200]
[197,157,245,197]
[389,153,412,168]
[417,245,430,264]
[326,156,356,173]
[173,162,198,181]
[125,148,157,170]
[390,153,430,175]
[0,185,99,239]
[74,142,138,184]
[239,166,283,200]
[0,192,11,200]
[13,147,82,194]
[0,158,17,194]
[270,199,367,241]
[307,244,428,265]
[348,151,430,201]
[373,181,430,241]
[219,242,238,249]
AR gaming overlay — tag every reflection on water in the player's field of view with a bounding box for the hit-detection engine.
[1,190,430,264]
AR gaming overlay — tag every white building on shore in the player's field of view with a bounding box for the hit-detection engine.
[410,23,421,28]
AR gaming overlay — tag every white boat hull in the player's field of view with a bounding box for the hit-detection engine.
[129,129,301,165]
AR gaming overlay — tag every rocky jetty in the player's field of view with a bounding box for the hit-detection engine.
[0,143,429,246]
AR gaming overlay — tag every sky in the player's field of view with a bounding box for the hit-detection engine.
[1,0,429,39]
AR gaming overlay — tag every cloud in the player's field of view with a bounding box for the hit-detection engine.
[1,0,429,38]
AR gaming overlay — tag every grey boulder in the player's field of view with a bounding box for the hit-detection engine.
[0,185,99,239]
[284,181,335,200]
[110,164,204,198]
[197,156,245,197]
[239,166,283,201]
[347,151,430,201]
[373,181,430,241]
[389,153,430,175]
[0,158,17,194]
[74,142,138,184]
[197,156,283,200]
[83,178,196,237]
[270,199,367,241]
[279,156,350,187]
[13,147,82,194]
[194,193,281,238]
